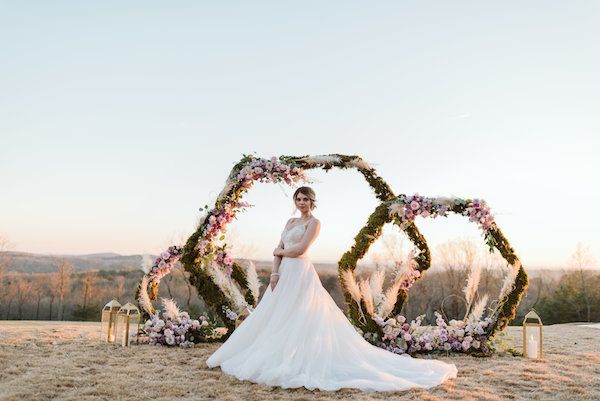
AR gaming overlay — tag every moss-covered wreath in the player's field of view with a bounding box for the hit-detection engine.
[340,193,528,355]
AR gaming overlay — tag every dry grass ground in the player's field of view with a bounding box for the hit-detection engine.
[0,321,599,401]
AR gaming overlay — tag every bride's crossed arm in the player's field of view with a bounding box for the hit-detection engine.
[273,219,321,258]
[270,237,285,290]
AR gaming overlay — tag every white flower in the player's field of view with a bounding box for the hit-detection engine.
[301,155,341,166]
[140,254,153,274]
[346,158,374,171]
[388,202,406,217]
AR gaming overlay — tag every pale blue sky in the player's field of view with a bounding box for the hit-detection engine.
[1,1,599,268]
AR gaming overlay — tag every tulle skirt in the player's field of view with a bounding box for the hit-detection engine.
[206,255,458,392]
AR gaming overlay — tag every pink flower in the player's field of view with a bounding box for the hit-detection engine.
[224,256,234,266]
[410,201,420,211]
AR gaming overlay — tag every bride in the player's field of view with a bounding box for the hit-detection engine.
[206,186,458,392]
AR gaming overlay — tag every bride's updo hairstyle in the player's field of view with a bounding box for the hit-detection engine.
[293,186,317,210]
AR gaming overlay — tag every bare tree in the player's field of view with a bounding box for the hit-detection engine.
[48,272,57,320]
[14,275,32,319]
[81,271,96,308]
[163,270,175,299]
[115,275,126,301]
[435,239,476,319]
[178,266,194,308]
[55,259,74,320]
[570,242,596,322]
[0,235,13,315]
[3,276,15,319]
[32,275,48,320]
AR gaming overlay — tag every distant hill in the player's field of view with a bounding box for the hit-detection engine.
[2,251,143,273]
[1,252,341,274]
[2,251,577,276]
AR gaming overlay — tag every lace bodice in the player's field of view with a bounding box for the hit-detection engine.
[281,221,309,248]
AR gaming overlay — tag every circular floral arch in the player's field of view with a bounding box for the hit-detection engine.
[338,194,528,356]
[137,154,430,338]
[388,194,528,336]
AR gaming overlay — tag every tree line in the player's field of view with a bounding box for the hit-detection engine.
[0,237,597,325]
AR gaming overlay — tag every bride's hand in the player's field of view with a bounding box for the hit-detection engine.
[270,275,279,290]
[273,247,283,256]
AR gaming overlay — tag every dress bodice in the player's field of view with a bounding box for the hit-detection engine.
[281,222,309,248]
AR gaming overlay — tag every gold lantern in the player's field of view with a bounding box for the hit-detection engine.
[101,299,122,343]
[115,303,141,347]
[522,309,543,359]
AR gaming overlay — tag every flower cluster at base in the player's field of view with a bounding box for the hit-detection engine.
[363,312,495,356]
[139,311,225,348]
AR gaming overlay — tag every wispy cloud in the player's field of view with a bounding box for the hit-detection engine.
[450,113,471,120]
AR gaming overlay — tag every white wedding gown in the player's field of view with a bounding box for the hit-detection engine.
[206,221,458,392]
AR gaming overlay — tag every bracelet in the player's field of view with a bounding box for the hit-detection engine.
[270,273,280,276]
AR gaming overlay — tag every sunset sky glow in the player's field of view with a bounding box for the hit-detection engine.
[1,2,599,269]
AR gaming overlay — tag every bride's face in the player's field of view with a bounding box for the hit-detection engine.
[295,193,312,213]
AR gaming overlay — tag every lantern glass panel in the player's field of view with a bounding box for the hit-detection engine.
[522,310,543,359]
[100,300,121,343]
[115,303,141,347]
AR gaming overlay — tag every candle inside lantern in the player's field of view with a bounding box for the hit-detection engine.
[526,334,538,358]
